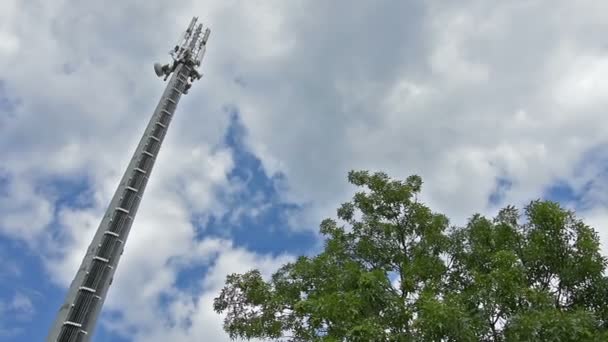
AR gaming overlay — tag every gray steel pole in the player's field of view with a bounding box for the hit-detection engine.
[47,18,209,342]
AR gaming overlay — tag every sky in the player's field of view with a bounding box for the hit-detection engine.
[1,0,608,341]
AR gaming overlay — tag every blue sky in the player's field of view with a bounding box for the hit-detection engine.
[2,1,608,341]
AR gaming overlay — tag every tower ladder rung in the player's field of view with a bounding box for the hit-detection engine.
[156,122,166,128]
[63,321,82,328]
[116,207,129,214]
[143,151,154,158]
[166,98,176,104]
[93,256,109,263]
[79,286,96,293]
[104,230,120,237]
[149,135,160,142]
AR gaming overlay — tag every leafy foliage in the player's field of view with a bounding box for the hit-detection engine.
[214,171,608,341]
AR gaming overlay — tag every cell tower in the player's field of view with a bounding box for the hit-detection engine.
[47,17,210,342]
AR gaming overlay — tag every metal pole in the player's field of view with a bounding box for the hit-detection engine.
[47,17,210,342]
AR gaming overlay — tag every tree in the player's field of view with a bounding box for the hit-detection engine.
[213,171,608,341]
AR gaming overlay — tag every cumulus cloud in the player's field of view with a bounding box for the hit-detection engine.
[122,242,293,342]
[10,293,35,319]
[223,0,608,228]
[0,177,54,241]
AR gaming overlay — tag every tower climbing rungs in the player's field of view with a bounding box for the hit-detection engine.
[63,321,82,328]
[115,207,129,214]
[104,231,119,237]
[93,256,109,263]
[79,287,96,293]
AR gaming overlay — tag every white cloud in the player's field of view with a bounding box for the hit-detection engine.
[222,0,608,229]
[554,54,608,111]
[0,177,54,241]
[0,31,19,56]
[11,292,34,319]
[101,235,292,342]
[429,7,490,84]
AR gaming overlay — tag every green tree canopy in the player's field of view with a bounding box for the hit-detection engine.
[214,171,608,341]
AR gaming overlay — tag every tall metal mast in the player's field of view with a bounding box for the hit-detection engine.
[47,17,211,342]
